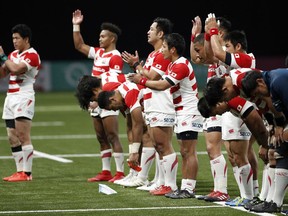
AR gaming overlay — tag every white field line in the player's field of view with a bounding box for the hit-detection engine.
[0,118,199,164]
[0,133,204,141]
[0,105,279,216]
[0,204,279,215]
[0,151,227,160]
[0,151,74,163]
[0,205,224,214]
[36,105,80,112]
[0,133,221,160]
[0,105,80,113]
[0,133,127,141]
[33,150,73,163]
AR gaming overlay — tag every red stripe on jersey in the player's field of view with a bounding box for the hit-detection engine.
[143,92,152,100]
[192,83,198,91]
[173,96,182,104]
[188,72,195,80]
[8,88,20,93]
[235,73,245,89]
[9,80,17,84]
[175,106,183,111]
[92,71,103,77]
[117,74,126,83]
[102,82,121,91]
[9,79,23,84]
[170,84,180,94]
[122,84,129,92]
[125,89,140,109]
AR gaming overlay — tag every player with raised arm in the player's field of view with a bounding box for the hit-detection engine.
[202,13,259,206]
[72,9,125,183]
[191,16,232,202]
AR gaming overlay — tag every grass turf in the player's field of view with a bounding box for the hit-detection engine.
[0,91,285,216]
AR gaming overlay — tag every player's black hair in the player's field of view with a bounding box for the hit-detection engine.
[97,90,115,109]
[153,17,173,35]
[164,33,186,56]
[75,75,101,110]
[12,24,32,43]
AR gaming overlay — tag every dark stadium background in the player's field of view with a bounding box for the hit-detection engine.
[1,0,287,69]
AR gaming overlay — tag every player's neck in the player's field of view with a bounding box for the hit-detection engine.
[105,44,116,52]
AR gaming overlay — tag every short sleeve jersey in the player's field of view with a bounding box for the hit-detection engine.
[207,52,255,81]
[222,52,256,73]
[229,68,269,115]
[142,50,175,114]
[101,72,127,91]
[164,56,200,115]
[227,96,257,117]
[117,82,145,113]
[88,47,123,77]
[7,47,41,95]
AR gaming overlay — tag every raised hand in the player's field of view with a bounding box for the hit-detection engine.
[191,16,202,36]
[205,13,218,33]
[122,50,139,67]
[72,9,84,25]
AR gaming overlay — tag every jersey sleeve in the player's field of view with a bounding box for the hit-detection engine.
[109,55,124,73]
[228,96,255,117]
[165,63,189,85]
[229,53,255,68]
[150,53,170,76]
[22,52,41,71]
[125,89,141,112]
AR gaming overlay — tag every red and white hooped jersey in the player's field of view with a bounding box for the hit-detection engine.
[164,56,200,115]
[142,50,174,114]
[207,52,255,81]
[143,50,170,75]
[101,72,127,91]
[88,47,123,77]
[7,47,41,95]
[206,52,256,127]
[117,82,145,113]
[221,52,256,74]
[229,68,269,115]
